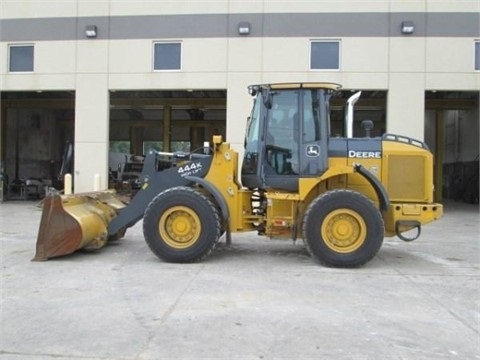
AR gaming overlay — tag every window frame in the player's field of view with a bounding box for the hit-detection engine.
[153,41,182,72]
[309,40,341,71]
[8,43,35,73]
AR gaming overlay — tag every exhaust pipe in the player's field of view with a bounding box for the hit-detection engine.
[344,91,362,138]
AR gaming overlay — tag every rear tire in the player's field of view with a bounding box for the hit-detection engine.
[302,190,384,267]
[143,186,221,263]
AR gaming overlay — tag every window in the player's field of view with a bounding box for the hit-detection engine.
[303,90,321,143]
[143,141,163,154]
[310,41,340,70]
[154,42,181,70]
[9,44,34,72]
[265,90,299,175]
[171,141,190,152]
[109,141,131,154]
[475,41,480,71]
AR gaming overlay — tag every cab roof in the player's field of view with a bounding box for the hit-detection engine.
[248,82,341,94]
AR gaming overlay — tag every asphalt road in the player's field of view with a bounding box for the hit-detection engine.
[1,200,479,359]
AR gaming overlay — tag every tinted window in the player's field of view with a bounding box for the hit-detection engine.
[9,45,34,72]
[310,41,339,70]
[475,41,480,71]
[154,42,181,70]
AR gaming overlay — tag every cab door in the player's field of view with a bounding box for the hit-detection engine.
[262,89,330,191]
[299,88,330,177]
[241,87,331,192]
[262,89,300,191]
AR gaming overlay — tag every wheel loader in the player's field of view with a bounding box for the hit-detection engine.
[34,82,443,267]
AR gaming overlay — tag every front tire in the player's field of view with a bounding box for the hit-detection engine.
[143,186,221,263]
[302,190,384,267]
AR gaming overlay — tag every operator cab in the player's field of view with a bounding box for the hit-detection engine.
[241,83,341,191]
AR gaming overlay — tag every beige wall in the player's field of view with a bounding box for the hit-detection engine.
[2,0,477,18]
[1,0,479,191]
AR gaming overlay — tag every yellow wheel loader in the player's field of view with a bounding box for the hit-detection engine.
[34,83,443,267]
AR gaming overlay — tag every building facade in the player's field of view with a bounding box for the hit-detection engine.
[1,0,479,196]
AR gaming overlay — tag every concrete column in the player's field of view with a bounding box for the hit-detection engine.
[386,74,426,141]
[0,105,6,202]
[226,73,259,152]
[74,74,109,192]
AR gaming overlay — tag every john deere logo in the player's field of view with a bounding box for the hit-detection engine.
[348,150,381,159]
[306,145,320,157]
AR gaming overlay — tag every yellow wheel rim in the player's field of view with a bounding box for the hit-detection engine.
[159,206,201,249]
[321,209,367,253]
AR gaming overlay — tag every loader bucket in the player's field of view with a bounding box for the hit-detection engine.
[33,192,126,261]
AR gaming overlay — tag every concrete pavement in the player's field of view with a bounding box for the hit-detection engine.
[0,200,479,359]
